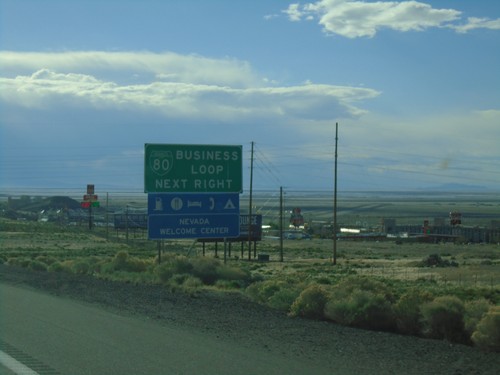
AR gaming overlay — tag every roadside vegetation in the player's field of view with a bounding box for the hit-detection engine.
[1,217,499,352]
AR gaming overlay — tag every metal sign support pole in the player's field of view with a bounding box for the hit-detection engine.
[333,122,339,265]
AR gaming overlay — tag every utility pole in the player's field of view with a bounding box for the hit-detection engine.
[126,205,129,243]
[106,192,109,240]
[248,141,254,260]
[333,122,339,265]
[88,203,93,230]
[280,186,284,262]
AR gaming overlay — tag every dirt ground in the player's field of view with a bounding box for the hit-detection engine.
[1,264,499,375]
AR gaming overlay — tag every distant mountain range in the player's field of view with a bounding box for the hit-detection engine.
[6,196,81,212]
[418,183,489,192]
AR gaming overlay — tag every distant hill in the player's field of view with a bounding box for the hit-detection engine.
[7,196,81,211]
[419,183,488,192]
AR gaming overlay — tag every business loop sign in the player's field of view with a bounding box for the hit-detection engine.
[144,144,242,193]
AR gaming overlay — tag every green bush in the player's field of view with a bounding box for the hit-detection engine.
[28,260,47,272]
[191,257,220,285]
[395,289,434,335]
[214,280,244,290]
[7,257,31,268]
[216,265,251,284]
[464,299,493,336]
[48,262,65,273]
[246,280,301,311]
[289,284,328,319]
[155,256,250,286]
[471,306,500,352]
[246,280,283,304]
[328,276,394,302]
[72,260,90,275]
[169,256,194,274]
[182,275,204,290]
[124,258,148,273]
[155,262,175,283]
[268,287,302,311]
[35,255,57,266]
[321,276,396,331]
[112,251,148,272]
[113,251,131,271]
[420,296,468,343]
[168,273,203,290]
[325,289,395,331]
[419,254,458,268]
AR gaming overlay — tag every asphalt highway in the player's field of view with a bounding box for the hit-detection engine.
[0,283,329,375]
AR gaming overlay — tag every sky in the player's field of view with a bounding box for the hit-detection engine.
[1,0,499,194]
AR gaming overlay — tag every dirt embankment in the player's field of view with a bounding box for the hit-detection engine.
[1,264,499,375]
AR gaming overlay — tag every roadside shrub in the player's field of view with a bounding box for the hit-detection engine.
[471,306,500,352]
[419,254,458,268]
[246,280,302,311]
[113,251,130,271]
[322,276,396,331]
[216,265,251,285]
[328,276,394,302]
[182,275,204,290]
[325,289,395,331]
[48,261,64,273]
[268,287,302,311]
[395,288,434,335]
[98,261,116,275]
[112,251,148,272]
[464,299,493,336]
[169,255,194,274]
[7,257,31,268]
[155,256,249,286]
[420,296,468,343]
[28,260,47,272]
[72,260,90,275]
[246,280,283,304]
[289,284,328,319]
[35,255,57,266]
[191,257,220,285]
[124,258,148,273]
[214,280,244,290]
[164,273,204,294]
[156,262,175,283]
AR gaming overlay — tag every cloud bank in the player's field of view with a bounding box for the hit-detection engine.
[283,0,500,38]
[0,51,379,122]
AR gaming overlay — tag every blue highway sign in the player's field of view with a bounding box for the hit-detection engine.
[148,213,240,240]
[148,193,239,215]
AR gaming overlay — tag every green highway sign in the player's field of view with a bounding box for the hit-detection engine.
[144,144,243,193]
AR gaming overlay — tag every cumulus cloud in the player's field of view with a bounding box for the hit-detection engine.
[284,0,500,38]
[0,51,380,121]
[453,17,500,33]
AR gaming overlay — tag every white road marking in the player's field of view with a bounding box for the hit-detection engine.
[0,350,39,375]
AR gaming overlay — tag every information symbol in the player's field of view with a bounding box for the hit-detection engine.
[171,197,183,211]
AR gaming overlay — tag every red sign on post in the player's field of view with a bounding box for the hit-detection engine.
[81,202,91,208]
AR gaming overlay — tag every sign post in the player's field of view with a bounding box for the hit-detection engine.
[81,185,100,230]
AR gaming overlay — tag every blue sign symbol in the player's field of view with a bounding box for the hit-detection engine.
[148,193,239,215]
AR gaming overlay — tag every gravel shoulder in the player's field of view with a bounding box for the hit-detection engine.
[1,264,499,375]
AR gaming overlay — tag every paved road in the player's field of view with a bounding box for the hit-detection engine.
[1,283,328,375]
